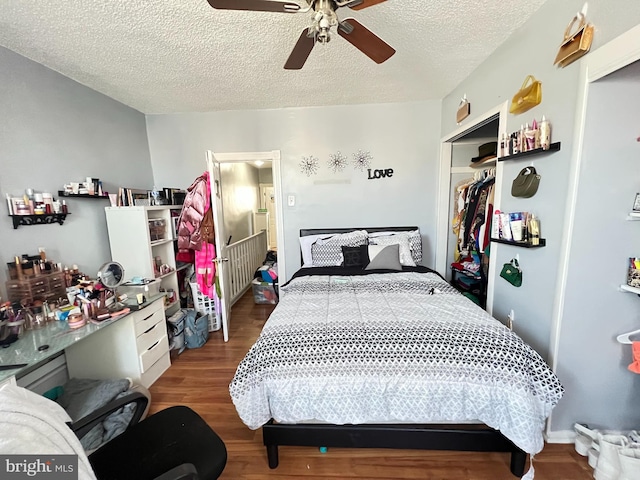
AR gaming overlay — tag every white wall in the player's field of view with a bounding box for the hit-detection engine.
[146,101,442,279]
[441,0,640,433]
[220,162,260,243]
[0,46,153,299]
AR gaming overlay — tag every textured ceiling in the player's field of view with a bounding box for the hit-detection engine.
[0,0,549,114]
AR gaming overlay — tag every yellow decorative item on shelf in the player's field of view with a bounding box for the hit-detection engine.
[554,9,594,68]
[509,75,542,115]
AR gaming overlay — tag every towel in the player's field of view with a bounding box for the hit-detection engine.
[0,384,96,480]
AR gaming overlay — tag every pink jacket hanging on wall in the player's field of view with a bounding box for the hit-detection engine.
[177,171,216,298]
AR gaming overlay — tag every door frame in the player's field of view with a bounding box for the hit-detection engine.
[435,102,508,315]
[546,23,640,441]
[205,150,286,281]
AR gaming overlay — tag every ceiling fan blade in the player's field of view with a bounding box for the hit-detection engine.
[284,29,315,69]
[348,0,387,11]
[207,0,302,13]
[338,19,395,64]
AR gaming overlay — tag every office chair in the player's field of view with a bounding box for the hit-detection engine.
[72,391,227,480]
[0,385,226,480]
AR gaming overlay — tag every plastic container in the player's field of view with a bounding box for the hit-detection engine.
[251,279,278,305]
[119,278,161,298]
[189,282,220,332]
[148,219,166,242]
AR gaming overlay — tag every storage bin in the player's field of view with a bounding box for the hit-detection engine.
[189,282,220,332]
[148,219,166,242]
[119,278,161,298]
[251,279,278,305]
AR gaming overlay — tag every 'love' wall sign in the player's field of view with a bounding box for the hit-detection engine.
[367,168,394,180]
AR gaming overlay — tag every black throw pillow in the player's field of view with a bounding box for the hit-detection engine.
[341,245,369,268]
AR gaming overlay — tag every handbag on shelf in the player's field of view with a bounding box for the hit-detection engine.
[511,166,541,198]
[456,96,470,123]
[509,75,542,115]
[500,259,522,287]
[554,12,594,68]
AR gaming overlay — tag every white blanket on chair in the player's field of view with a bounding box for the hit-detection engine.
[0,384,96,480]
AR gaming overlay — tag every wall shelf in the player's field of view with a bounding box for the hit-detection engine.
[627,212,640,221]
[497,142,561,162]
[620,284,640,295]
[490,237,546,248]
[58,191,109,199]
[9,213,69,229]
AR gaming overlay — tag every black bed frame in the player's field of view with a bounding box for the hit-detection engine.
[264,227,527,477]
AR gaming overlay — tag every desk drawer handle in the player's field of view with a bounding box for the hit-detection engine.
[143,323,157,335]
[147,340,160,351]
[142,313,154,322]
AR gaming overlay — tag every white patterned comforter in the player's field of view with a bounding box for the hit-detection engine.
[229,270,563,455]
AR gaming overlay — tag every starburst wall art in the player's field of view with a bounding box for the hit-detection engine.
[327,151,348,173]
[352,150,373,171]
[299,155,319,177]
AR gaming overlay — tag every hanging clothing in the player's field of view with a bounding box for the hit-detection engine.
[194,176,216,299]
[177,172,210,251]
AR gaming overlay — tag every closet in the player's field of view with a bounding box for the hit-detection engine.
[445,118,499,309]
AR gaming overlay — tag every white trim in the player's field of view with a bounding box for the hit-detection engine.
[545,430,575,445]
[436,102,508,315]
[546,23,640,438]
[208,150,286,282]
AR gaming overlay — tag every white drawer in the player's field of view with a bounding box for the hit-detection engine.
[133,305,164,337]
[140,353,171,388]
[139,335,169,373]
[136,319,166,353]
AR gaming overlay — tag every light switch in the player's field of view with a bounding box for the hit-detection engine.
[287,195,295,207]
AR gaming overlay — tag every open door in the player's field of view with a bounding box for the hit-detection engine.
[206,151,231,342]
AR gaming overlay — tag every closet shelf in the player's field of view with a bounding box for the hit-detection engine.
[490,238,546,248]
[497,142,561,162]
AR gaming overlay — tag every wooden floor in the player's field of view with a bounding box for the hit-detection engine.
[149,290,592,479]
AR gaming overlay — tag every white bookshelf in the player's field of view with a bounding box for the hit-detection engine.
[104,206,181,314]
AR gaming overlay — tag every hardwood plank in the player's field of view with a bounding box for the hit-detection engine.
[150,291,591,479]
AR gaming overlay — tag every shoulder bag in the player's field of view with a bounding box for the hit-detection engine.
[509,75,542,115]
[500,258,522,287]
[511,167,541,198]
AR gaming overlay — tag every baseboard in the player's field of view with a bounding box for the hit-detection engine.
[545,430,575,444]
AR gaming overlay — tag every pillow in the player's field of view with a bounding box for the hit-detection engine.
[300,233,336,267]
[365,244,402,271]
[341,245,369,268]
[311,230,368,267]
[369,234,416,267]
[367,230,422,265]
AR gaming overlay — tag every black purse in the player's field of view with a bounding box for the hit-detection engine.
[500,258,522,287]
[511,167,541,198]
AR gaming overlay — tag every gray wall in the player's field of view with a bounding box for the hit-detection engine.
[146,101,442,279]
[0,46,153,298]
[220,162,260,244]
[553,61,640,431]
[442,0,640,433]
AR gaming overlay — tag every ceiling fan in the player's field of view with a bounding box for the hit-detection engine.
[206,0,395,69]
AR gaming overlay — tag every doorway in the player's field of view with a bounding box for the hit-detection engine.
[436,103,508,314]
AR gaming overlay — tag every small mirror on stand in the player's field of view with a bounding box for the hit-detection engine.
[97,261,126,312]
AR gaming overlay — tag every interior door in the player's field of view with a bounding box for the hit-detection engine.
[206,151,231,342]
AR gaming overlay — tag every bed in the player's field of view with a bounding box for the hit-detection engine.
[229,227,563,477]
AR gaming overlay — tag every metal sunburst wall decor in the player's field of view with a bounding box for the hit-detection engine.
[353,150,373,171]
[300,155,320,177]
[328,151,348,173]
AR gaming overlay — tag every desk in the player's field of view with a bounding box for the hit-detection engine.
[0,296,170,389]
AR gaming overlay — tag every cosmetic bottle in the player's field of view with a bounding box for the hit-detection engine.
[61,200,68,214]
[6,194,13,215]
[499,134,507,157]
[529,214,540,246]
[532,118,541,149]
[540,116,551,150]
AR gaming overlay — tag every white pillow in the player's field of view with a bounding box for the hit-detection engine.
[311,230,368,267]
[369,233,416,266]
[368,230,422,265]
[299,234,336,267]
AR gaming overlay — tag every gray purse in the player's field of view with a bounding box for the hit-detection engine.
[511,167,541,198]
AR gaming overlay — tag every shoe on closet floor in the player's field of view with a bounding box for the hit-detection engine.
[619,447,640,480]
[574,423,600,456]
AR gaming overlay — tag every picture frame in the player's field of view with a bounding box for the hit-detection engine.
[633,193,640,212]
